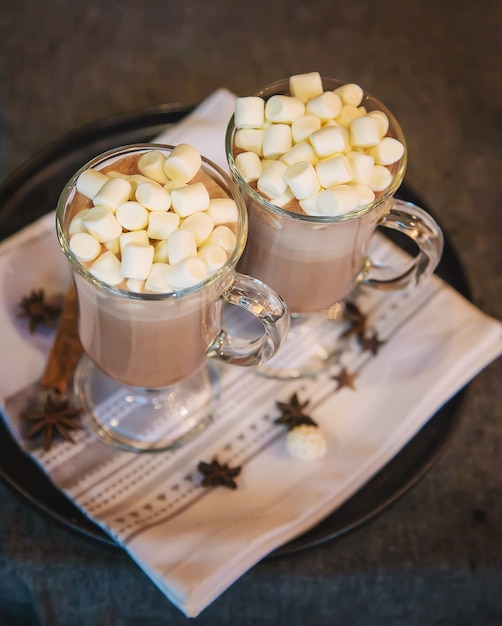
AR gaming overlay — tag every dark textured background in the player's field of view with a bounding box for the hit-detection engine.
[0,1,501,625]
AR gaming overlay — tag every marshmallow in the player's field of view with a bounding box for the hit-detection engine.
[115,201,149,231]
[285,425,327,460]
[68,209,90,235]
[180,211,214,245]
[171,182,210,217]
[368,110,389,137]
[76,168,109,200]
[367,137,405,165]
[257,160,289,198]
[350,116,381,147]
[104,238,120,255]
[138,150,168,184]
[352,183,376,206]
[135,181,171,211]
[167,229,197,265]
[306,91,342,121]
[120,242,154,280]
[281,141,317,166]
[93,177,132,211]
[235,151,263,183]
[265,95,305,123]
[164,179,187,192]
[119,230,149,256]
[337,104,366,127]
[309,125,347,157]
[126,278,145,293]
[205,225,237,254]
[299,191,323,216]
[289,72,324,103]
[147,211,180,240]
[82,206,122,243]
[166,257,208,290]
[315,154,353,187]
[198,244,227,274]
[284,161,321,200]
[127,174,154,199]
[317,184,360,216]
[234,96,265,129]
[346,151,375,185]
[234,128,264,155]
[89,251,123,286]
[69,232,101,262]
[333,82,364,107]
[271,187,295,208]
[291,114,322,143]
[106,170,128,180]
[369,164,393,192]
[163,143,202,183]
[262,124,292,159]
[153,239,170,263]
[207,198,239,224]
[144,263,172,293]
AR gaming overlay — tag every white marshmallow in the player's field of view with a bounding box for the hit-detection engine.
[234,96,265,129]
[69,232,101,262]
[333,83,364,107]
[234,128,264,156]
[82,206,122,243]
[367,137,405,165]
[315,154,353,187]
[164,179,187,192]
[93,177,132,211]
[167,229,197,265]
[119,230,149,256]
[262,124,292,159]
[126,278,145,292]
[257,160,288,198]
[115,201,149,231]
[120,242,154,280]
[89,251,123,286]
[368,110,389,137]
[291,114,322,143]
[265,95,305,123]
[299,191,323,216]
[163,143,202,183]
[270,187,295,208]
[284,161,321,200]
[289,72,324,103]
[106,170,128,179]
[352,183,376,206]
[350,116,381,147]
[166,257,208,290]
[144,263,172,293]
[171,182,210,217]
[198,244,227,274]
[309,125,347,157]
[369,165,393,192]
[147,211,180,240]
[235,151,263,182]
[180,211,214,246]
[104,237,120,255]
[285,424,327,460]
[135,181,171,211]
[337,104,366,127]
[76,169,109,200]
[317,184,360,216]
[346,151,375,185]
[281,141,317,166]
[306,91,342,121]
[153,239,170,263]
[206,198,239,224]
[138,150,168,184]
[205,225,236,254]
[127,174,154,199]
[68,209,90,235]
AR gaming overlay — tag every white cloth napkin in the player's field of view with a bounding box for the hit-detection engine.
[1,91,501,618]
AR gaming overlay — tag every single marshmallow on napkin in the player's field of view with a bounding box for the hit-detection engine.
[1,90,501,618]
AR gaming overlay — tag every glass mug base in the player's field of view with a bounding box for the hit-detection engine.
[74,355,219,452]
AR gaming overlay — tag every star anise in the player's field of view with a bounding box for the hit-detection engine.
[341,301,367,339]
[17,289,61,333]
[23,390,81,451]
[197,458,241,490]
[357,331,386,356]
[332,367,358,391]
[274,392,318,430]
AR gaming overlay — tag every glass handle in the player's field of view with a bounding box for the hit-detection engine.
[206,273,290,366]
[360,199,444,290]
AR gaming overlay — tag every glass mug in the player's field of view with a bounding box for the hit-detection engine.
[56,144,289,452]
[226,77,444,378]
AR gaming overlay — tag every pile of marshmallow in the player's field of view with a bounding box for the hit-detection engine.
[233,71,405,216]
[68,144,238,292]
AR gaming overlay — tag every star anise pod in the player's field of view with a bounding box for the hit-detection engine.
[197,458,241,490]
[357,331,386,356]
[341,301,367,339]
[17,289,61,333]
[274,392,318,430]
[332,367,358,391]
[23,390,81,451]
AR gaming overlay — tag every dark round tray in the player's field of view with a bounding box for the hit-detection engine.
[0,104,472,557]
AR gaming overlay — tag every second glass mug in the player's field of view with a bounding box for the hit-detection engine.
[226,76,444,378]
[56,144,289,452]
